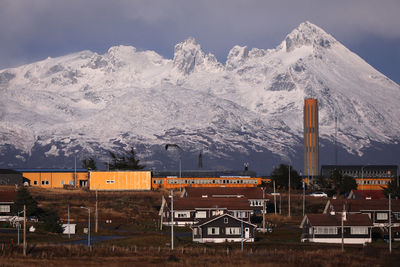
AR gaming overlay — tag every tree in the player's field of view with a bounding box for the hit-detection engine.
[106,147,145,170]
[39,209,63,233]
[382,179,400,199]
[82,157,97,170]
[313,175,332,190]
[330,169,357,195]
[270,164,301,190]
[12,187,39,216]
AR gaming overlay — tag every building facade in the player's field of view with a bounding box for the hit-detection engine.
[321,165,398,190]
[304,98,319,178]
[89,171,151,191]
[18,169,89,188]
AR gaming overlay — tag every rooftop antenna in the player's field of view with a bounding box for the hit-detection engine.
[198,151,203,169]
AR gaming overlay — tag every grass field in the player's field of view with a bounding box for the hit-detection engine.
[1,187,399,266]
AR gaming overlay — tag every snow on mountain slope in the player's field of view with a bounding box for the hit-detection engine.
[0,21,399,167]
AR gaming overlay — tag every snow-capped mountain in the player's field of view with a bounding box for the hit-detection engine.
[1,21,399,173]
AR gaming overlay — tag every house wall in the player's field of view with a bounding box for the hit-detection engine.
[302,224,371,244]
[89,171,151,191]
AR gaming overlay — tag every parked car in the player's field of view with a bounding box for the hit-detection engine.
[307,192,328,197]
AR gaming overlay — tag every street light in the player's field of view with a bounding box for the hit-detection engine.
[80,206,91,247]
[165,144,182,191]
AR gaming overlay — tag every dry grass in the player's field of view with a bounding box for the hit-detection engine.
[0,243,399,266]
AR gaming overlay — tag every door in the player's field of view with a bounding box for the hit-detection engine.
[245,227,250,239]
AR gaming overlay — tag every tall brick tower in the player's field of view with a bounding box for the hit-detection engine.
[304,98,319,178]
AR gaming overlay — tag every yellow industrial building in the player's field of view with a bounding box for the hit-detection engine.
[89,171,151,191]
[19,169,89,188]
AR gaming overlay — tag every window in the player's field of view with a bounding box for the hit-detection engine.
[207,227,219,235]
[224,217,228,224]
[0,205,10,213]
[314,227,338,235]
[41,180,49,185]
[33,181,38,185]
[377,213,388,220]
[235,211,247,218]
[226,227,241,235]
[175,211,190,218]
[195,211,207,218]
[212,210,224,216]
[106,180,115,184]
[351,227,368,235]
[61,180,65,185]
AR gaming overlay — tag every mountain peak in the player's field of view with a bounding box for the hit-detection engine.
[226,45,249,70]
[284,21,336,52]
[173,37,221,75]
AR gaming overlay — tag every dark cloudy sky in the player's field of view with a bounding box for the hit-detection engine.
[1,0,400,84]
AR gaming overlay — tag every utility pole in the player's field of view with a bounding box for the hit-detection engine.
[171,190,174,250]
[302,181,305,217]
[23,205,26,256]
[179,158,182,192]
[288,165,291,217]
[262,187,266,231]
[88,208,91,247]
[95,189,98,233]
[68,204,70,239]
[389,194,392,253]
[273,180,277,215]
[241,219,244,252]
[74,156,77,188]
[341,204,345,253]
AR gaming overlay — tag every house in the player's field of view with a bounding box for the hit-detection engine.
[323,199,400,227]
[192,213,257,243]
[347,190,385,200]
[300,213,373,244]
[181,187,269,214]
[159,196,253,226]
[0,190,16,221]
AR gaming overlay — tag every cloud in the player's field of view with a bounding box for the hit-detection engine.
[0,0,399,68]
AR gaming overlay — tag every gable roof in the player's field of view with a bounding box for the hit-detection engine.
[301,213,372,228]
[166,197,252,211]
[348,190,385,200]
[0,190,16,203]
[182,187,265,199]
[325,199,400,213]
[193,213,257,228]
